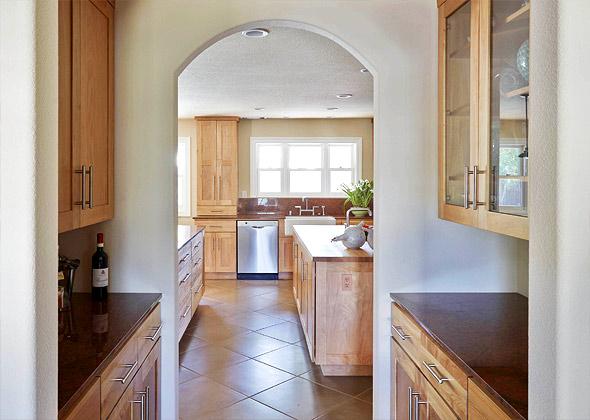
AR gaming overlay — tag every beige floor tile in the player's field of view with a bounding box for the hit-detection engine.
[180,343,248,375]
[185,319,249,343]
[255,344,313,375]
[205,359,294,396]
[179,365,200,384]
[218,331,290,358]
[300,365,372,397]
[356,388,372,404]
[179,376,246,418]
[252,377,349,420]
[200,398,291,420]
[316,397,372,420]
[235,295,279,311]
[224,311,285,331]
[179,334,208,354]
[257,321,305,343]
[256,302,300,323]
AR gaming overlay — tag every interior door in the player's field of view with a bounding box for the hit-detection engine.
[197,120,218,205]
[216,120,237,205]
[438,0,480,227]
[76,0,114,227]
[203,232,216,273]
[215,232,236,273]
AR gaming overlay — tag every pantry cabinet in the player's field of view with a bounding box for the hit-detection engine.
[196,117,239,217]
[59,0,114,233]
[438,0,529,240]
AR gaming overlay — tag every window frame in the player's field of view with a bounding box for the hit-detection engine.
[177,136,191,217]
[250,137,362,197]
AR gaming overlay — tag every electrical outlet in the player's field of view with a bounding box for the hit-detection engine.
[342,274,353,291]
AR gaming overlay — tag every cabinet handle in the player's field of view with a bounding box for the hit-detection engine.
[179,253,190,264]
[413,395,428,420]
[111,360,138,384]
[193,257,202,267]
[463,165,474,209]
[131,391,146,420]
[88,164,94,209]
[408,387,419,420]
[210,210,223,213]
[179,272,190,285]
[144,324,162,341]
[392,325,410,340]
[182,305,191,318]
[74,165,87,209]
[137,386,150,420]
[472,165,485,210]
[422,361,450,384]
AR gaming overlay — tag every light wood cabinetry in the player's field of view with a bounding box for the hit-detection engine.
[59,0,114,233]
[177,230,205,340]
[293,227,373,376]
[195,220,236,276]
[196,117,239,216]
[63,378,101,420]
[438,0,529,239]
[279,237,293,273]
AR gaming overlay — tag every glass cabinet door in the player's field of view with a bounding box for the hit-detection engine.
[444,1,474,208]
[488,0,529,217]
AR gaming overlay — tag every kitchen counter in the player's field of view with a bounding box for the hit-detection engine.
[390,293,528,418]
[178,224,205,249]
[58,293,161,413]
[293,225,373,262]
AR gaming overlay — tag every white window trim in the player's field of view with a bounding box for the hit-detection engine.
[250,137,363,197]
[177,136,191,217]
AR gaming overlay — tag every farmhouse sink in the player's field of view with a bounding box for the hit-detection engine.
[284,216,336,236]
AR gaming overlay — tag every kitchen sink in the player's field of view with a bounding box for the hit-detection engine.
[284,216,336,236]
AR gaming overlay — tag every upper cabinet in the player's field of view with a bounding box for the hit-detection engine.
[195,117,239,216]
[438,0,529,240]
[59,0,114,233]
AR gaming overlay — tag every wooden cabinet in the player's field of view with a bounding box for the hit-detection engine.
[62,378,101,420]
[196,117,239,216]
[438,0,529,239]
[59,0,114,233]
[195,220,236,276]
[177,230,205,340]
[279,237,293,273]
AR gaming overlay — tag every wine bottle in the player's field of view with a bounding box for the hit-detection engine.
[92,233,109,300]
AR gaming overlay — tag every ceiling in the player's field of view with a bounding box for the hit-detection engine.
[178,26,373,119]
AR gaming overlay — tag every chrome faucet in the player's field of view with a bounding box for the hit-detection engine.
[345,207,373,227]
[294,197,321,216]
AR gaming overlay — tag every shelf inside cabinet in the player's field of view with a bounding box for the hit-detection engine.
[505,3,530,24]
[505,86,529,98]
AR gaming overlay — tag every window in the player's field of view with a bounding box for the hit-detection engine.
[177,137,191,216]
[251,137,362,197]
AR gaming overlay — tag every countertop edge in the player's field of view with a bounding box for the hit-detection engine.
[58,294,162,416]
[390,293,526,420]
[293,226,373,262]
[178,225,205,250]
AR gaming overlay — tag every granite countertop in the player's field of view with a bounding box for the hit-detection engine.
[390,293,527,419]
[293,225,373,262]
[178,224,205,249]
[58,293,161,413]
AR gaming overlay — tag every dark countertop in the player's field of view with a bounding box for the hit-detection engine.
[193,212,373,222]
[390,293,527,419]
[178,224,205,249]
[58,293,161,413]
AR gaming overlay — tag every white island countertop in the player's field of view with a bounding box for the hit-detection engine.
[292,225,373,262]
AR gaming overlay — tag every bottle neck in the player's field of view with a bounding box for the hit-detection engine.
[97,243,104,250]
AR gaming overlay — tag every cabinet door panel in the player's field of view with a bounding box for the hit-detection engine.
[215,232,236,273]
[216,121,237,205]
[203,232,216,273]
[76,0,114,227]
[134,340,161,420]
[279,237,293,272]
[197,120,217,205]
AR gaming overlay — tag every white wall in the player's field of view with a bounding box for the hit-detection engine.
[114,1,526,417]
[0,0,58,418]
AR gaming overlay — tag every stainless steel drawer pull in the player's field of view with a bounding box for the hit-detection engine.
[463,165,474,209]
[179,273,190,285]
[392,325,410,340]
[75,165,87,209]
[144,324,162,341]
[179,253,190,264]
[423,362,450,384]
[408,387,419,420]
[193,257,202,267]
[111,360,138,384]
[414,395,428,420]
[88,164,94,209]
[210,210,223,213]
[182,305,191,318]
[131,390,146,420]
[193,241,202,250]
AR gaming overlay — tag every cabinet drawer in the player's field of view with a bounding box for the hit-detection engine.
[191,232,204,260]
[178,294,192,339]
[197,205,237,216]
[191,282,205,315]
[178,241,192,270]
[391,303,468,418]
[135,303,161,366]
[195,219,236,233]
[178,264,192,309]
[100,334,139,419]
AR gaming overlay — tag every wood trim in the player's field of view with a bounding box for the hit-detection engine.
[204,272,237,280]
[194,116,240,122]
[468,378,516,419]
[60,377,100,420]
[320,365,372,376]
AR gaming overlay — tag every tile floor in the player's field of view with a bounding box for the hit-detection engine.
[179,279,373,419]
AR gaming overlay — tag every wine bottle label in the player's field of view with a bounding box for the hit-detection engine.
[92,268,109,287]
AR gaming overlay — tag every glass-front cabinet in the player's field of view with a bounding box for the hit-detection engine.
[438,0,529,240]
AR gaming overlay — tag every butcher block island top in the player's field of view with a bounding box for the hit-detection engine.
[390,293,528,418]
[292,225,373,262]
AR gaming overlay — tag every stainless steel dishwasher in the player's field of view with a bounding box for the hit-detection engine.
[237,220,278,280]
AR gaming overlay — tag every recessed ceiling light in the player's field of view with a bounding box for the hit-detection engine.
[327,107,339,111]
[336,94,353,99]
[254,107,265,111]
[241,28,269,38]
[360,68,369,73]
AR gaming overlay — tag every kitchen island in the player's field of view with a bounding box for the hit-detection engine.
[292,225,373,376]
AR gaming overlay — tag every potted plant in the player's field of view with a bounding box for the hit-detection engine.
[341,179,374,217]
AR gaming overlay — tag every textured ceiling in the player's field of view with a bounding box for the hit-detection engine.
[178,26,373,119]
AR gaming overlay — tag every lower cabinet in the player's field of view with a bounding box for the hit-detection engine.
[279,237,293,273]
[195,220,236,275]
[177,230,205,340]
